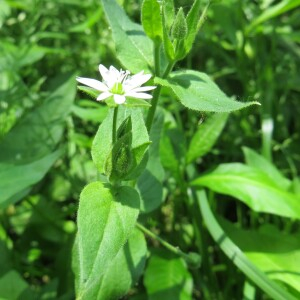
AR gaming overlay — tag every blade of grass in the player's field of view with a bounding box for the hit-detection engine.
[195,189,296,300]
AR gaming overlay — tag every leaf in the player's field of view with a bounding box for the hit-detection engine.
[0,150,62,208]
[0,270,30,300]
[242,147,291,191]
[186,113,228,163]
[97,229,147,300]
[160,126,185,178]
[192,163,300,219]
[73,181,140,299]
[138,109,165,213]
[155,70,260,112]
[184,0,201,53]
[91,109,114,174]
[101,0,153,73]
[220,219,300,294]
[247,0,300,32]
[0,73,76,163]
[0,74,75,205]
[144,249,193,300]
[72,102,109,122]
[163,0,175,30]
[196,190,297,300]
[141,0,163,42]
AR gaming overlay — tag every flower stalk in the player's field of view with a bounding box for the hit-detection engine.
[112,106,119,144]
[146,61,175,131]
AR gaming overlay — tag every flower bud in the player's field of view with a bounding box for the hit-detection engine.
[171,7,188,41]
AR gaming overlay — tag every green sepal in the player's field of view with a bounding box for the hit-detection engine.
[117,116,132,140]
[125,142,151,180]
[105,132,134,182]
[77,85,99,100]
[124,97,152,108]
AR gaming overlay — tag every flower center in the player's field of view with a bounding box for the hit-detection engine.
[111,82,124,95]
[110,70,130,95]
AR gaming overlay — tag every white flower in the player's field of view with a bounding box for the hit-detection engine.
[76,64,156,105]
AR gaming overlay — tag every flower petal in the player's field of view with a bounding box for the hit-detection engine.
[97,92,112,101]
[125,73,152,89]
[99,64,109,81]
[127,86,156,92]
[114,94,126,104]
[125,92,152,99]
[76,77,108,92]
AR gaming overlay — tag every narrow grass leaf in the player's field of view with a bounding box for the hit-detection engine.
[197,190,297,300]
[192,163,300,219]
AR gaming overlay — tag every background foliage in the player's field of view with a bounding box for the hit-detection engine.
[0,0,300,299]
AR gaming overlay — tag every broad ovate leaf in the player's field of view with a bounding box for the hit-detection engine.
[101,0,153,73]
[73,181,140,299]
[144,250,193,300]
[155,70,260,112]
[97,229,147,299]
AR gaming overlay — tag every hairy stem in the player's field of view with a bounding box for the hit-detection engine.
[136,222,194,264]
[146,61,175,131]
[112,106,119,144]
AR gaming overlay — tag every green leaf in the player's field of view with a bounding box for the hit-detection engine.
[0,73,76,163]
[184,0,201,52]
[0,150,62,208]
[187,113,228,163]
[220,219,300,294]
[101,0,153,73]
[162,3,175,61]
[0,74,75,206]
[144,249,193,300]
[242,147,291,191]
[192,163,300,219]
[73,181,140,299]
[97,229,147,299]
[247,0,300,32]
[138,109,165,213]
[0,270,30,300]
[160,125,186,178]
[155,70,260,112]
[141,0,163,42]
[196,190,297,300]
[72,102,108,123]
[184,0,210,55]
[91,109,114,174]
[163,0,175,30]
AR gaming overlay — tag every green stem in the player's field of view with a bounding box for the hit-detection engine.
[154,41,161,76]
[146,61,175,131]
[136,222,193,264]
[112,106,119,144]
